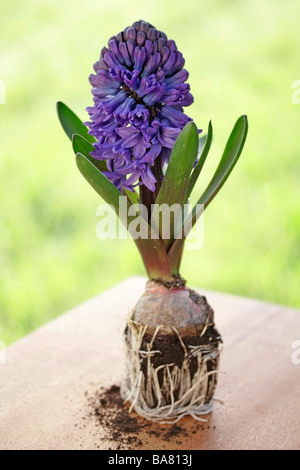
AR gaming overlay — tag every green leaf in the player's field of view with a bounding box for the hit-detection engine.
[72,137,138,206]
[198,133,207,155]
[168,240,185,276]
[124,188,139,206]
[168,115,248,274]
[56,101,95,143]
[184,114,248,233]
[76,152,122,207]
[76,153,171,280]
[72,134,107,172]
[186,121,213,200]
[196,115,248,209]
[151,121,199,250]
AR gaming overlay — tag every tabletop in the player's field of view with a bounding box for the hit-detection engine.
[0,277,299,450]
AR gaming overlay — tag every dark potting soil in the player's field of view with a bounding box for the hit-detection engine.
[85,384,207,450]
[139,325,221,405]
[141,327,221,371]
[89,384,143,448]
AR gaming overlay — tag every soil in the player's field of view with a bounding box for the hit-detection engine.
[140,327,220,372]
[139,327,220,404]
[85,384,208,450]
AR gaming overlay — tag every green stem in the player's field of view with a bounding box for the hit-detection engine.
[168,239,185,276]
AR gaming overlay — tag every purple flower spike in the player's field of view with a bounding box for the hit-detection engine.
[86,20,195,192]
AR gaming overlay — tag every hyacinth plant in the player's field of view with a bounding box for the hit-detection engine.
[57,20,248,422]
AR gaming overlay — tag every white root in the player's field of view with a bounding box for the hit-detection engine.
[121,317,220,423]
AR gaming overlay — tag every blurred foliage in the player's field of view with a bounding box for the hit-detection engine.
[0,0,299,344]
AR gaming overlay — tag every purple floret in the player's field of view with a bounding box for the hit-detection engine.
[86,20,195,192]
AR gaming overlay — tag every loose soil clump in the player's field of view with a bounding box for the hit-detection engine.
[86,384,208,449]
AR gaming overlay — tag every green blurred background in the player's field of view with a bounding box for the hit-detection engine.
[1,0,299,345]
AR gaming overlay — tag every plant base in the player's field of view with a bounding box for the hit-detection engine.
[121,280,222,423]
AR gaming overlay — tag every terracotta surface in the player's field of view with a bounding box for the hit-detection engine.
[0,277,299,450]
